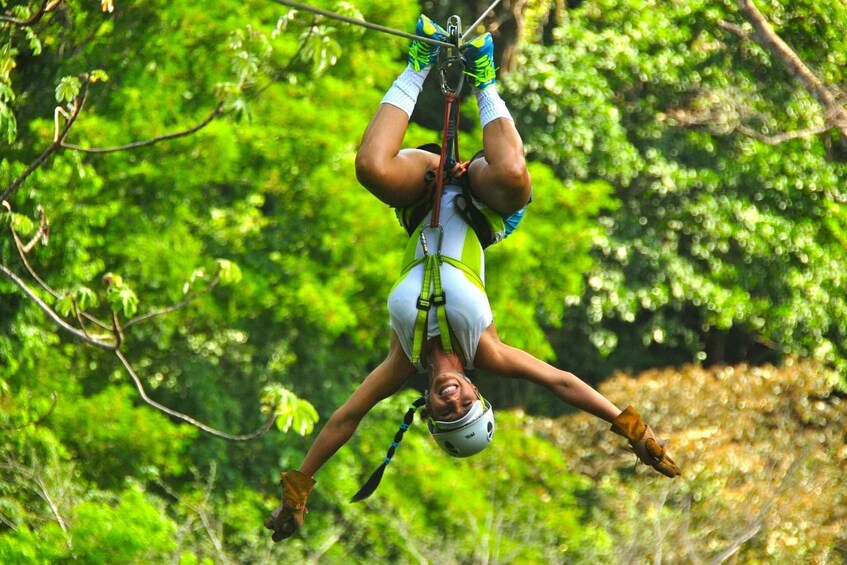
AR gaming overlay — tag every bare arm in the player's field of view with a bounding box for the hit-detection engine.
[299,332,417,477]
[474,324,620,423]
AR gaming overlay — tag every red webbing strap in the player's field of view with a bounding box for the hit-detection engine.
[430,91,458,228]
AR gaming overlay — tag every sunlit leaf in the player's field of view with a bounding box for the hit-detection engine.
[55,76,81,104]
[215,259,242,285]
[0,102,17,144]
[89,69,110,83]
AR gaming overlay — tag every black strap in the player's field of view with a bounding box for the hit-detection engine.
[400,145,497,249]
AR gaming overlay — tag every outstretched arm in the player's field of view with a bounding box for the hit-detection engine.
[300,331,417,476]
[265,332,416,542]
[474,324,680,477]
[474,325,620,422]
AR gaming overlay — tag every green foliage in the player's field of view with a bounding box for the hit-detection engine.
[55,284,98,316]
[103,272,139,317]
[2,0,846,561]
[0,40,18,144]
[48,385,196,486]
[486,162,618,359]
[54,75,82,104]
[214,258,242,286]
[261,383,320,435]
[0,103,15,145]
[504,0,847,377]
[70,486,177,563]
[0,486,178,564]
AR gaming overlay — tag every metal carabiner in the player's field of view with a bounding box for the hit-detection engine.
[419,224,444,257]
[439,15,465,96]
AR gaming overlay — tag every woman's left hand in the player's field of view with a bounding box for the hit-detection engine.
[611,406,681,478]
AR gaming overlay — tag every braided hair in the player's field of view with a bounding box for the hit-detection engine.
[350,397,426,502]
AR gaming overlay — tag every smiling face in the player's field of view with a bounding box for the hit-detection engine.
[426,370,480,422]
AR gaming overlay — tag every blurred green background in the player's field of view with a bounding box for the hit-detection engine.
[1,0,845,562]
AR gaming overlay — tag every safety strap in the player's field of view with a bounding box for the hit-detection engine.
[430,92,460,229]
[411,252,452,365]
[430,17,465,228]
[404,247,486,367]
[397,254,485,294]
[410,17,469,366]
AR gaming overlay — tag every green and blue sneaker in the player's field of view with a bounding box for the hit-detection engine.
[407,15,448,72]
[463,32,497,89]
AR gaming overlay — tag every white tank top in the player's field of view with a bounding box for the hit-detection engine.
[387,185,493,371]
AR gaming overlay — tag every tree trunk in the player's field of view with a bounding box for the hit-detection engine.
[736,0,847,146]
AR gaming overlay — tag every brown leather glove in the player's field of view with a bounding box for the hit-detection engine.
[610,406,681,478]
[264,470,316,542]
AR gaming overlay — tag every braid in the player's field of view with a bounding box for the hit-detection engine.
[350,397,426,502]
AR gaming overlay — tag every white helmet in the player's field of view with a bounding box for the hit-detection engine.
[427,395,495,458]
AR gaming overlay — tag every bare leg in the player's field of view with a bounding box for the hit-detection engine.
[461,33,532,216]
[355,105,439,208]
[468,117,532,215]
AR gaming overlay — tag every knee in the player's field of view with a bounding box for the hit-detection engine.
[495,159,532,214]
[355,150,385,191]
[503,158,531,195]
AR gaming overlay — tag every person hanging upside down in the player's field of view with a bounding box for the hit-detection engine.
[265,14,680,543]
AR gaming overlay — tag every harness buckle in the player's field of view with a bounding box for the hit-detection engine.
[433,292,447,306]
[416,296,431,311]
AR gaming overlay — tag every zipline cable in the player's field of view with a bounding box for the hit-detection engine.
[429,15,464,230]
[267,0,502,228]
[269,0,454,48]
[461,0,502,42]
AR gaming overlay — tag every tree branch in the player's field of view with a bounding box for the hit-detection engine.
[2,208,276,441]
[734,122,847,145]
[0,262,118,348]
[717,19,748,39]
[4,202,63,300]
[4,200,228,333]
[0,264,276,440]
[0,87,225,203]
[125,270,222,328]
[0,0,63,27]
[0,80,88,203]
[4,202,117,337]
[735,0,847,143]
[114,349,277,441]
[61,102,226,154]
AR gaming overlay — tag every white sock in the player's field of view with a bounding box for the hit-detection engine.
[476,86,513,128]
[380,64,430,118]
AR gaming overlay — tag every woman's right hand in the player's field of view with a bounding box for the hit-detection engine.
[264,504,306,542]
[264,470,316,542]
